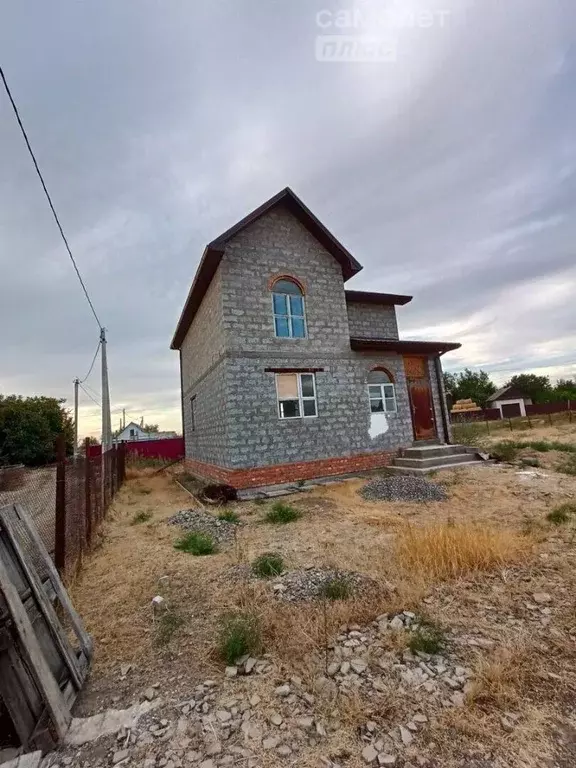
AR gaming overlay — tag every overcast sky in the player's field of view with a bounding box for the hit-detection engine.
[1,0,575,436]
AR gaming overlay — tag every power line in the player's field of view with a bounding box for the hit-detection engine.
[79,339,101,383]
[79,382,101,408]
[0,65,103,330]
[82,380,101,401]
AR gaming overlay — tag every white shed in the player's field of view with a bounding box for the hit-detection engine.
[487,386,532,418]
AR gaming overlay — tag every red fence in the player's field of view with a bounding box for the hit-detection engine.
[88,437,184,461]
[526,402,573,416]
[451,401,574,423]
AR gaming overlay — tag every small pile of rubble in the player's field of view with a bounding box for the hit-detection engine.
[272,567,375,602]
[167,509,239,543]
[324,612,474,709]
[360,476,447,503]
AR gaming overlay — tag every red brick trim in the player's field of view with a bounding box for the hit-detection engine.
[268,273,307,294]
[368,365,396,383]
[184,451,395,490]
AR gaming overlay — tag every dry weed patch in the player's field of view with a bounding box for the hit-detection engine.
[395,522,531,580]
[466,643,534,710]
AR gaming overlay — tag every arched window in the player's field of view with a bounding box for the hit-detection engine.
[272,278,306,338]
[367,369,397,413]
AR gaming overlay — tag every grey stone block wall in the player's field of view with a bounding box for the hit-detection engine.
[220,206,351,356]
[182,359,229,465]
[180,264,225,393]
[224,352,414,469]
[346,302,399,339]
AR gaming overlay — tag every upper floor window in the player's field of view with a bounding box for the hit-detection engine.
[367,369,397,413]
[272,278,306,338]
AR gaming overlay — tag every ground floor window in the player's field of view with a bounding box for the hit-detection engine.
[367,369,397,413]
[276,372,317,419]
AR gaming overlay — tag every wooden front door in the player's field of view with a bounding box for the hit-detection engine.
[403,356,437,441]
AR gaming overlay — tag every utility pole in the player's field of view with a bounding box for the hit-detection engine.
[122,408,126,430]
[73,378,79,458]
[100,327,112,452]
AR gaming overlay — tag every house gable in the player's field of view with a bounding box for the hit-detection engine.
[171,187,362,350]
[219,204,352,355]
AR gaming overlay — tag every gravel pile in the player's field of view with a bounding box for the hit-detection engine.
[360,475,447,503]
[167,508,238,543]
[272,567,375,602]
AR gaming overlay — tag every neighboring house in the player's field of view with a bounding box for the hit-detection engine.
[171,188,461,489]
[115,422,178,442]
[487,386,533,418]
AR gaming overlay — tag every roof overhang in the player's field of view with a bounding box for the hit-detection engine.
[350,338,461,355]
[171,188,363,350]
[345,289,412,306]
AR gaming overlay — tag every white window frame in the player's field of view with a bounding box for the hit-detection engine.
[271,287,307,339]
[368,382,397,414]
[275,372,318,420]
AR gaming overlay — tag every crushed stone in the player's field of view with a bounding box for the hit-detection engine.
[359,475,447,503]
[167,508,239,543]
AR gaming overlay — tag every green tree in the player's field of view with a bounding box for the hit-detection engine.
[505,374,552,404]
[143,423,159,433]
[552,379,576,402]
[0,395,74,466]
[443,368,496,408]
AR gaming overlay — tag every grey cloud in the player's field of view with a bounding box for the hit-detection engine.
[1,0,575,433]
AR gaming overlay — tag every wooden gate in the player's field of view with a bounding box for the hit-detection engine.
[0,504,92,754]
[403,356,437,441]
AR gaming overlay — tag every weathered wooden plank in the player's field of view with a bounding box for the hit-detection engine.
[0,507,83,689]
[0,545,70,739]
[12,504,93,660]
[0,650,37,747]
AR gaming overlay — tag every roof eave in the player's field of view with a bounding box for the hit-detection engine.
[350,338,461,355]
[345,290,413,306]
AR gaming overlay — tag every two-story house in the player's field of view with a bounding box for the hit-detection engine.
[171,188,461,489]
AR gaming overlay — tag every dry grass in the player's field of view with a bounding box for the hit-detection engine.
[394,522,531,580]
[466,643,534,709]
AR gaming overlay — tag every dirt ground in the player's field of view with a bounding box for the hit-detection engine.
[66,452,576,768]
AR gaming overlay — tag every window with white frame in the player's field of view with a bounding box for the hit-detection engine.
[272,278,306,338]
[275,372,317,419]
[367,369,397,413]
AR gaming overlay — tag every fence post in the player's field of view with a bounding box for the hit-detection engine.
[54,434,67,574]
[85,438,92,546]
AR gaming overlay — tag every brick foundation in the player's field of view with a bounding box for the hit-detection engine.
[184,450,395,490]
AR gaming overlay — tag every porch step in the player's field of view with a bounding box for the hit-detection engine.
[390,444,490,475]
[402,444,469,460]
[388,459,493,476]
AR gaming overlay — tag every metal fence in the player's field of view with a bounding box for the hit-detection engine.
[0,437,125,579]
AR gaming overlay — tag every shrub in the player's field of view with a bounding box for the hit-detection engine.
[451,421,489,449]
[131,510,152,525]
[218,509,240,523]
[252,552,284,578]
[408,620,446,655]
[174,531,217,555]
[556,454,576,476]
[546,503,576,525]
[490,441,519,463]
[202,484,238,504]
[154,610,185,647]
[219,613,262,664]
[395,522,529,580]
[319,576,352,601]
[520,456,540,468]
[265,501,302,524]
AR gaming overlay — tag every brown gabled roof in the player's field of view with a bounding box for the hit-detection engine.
[171,188,363,349]
[350,337,461,355]
[345,290,412,306]
[487,385,528,402]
